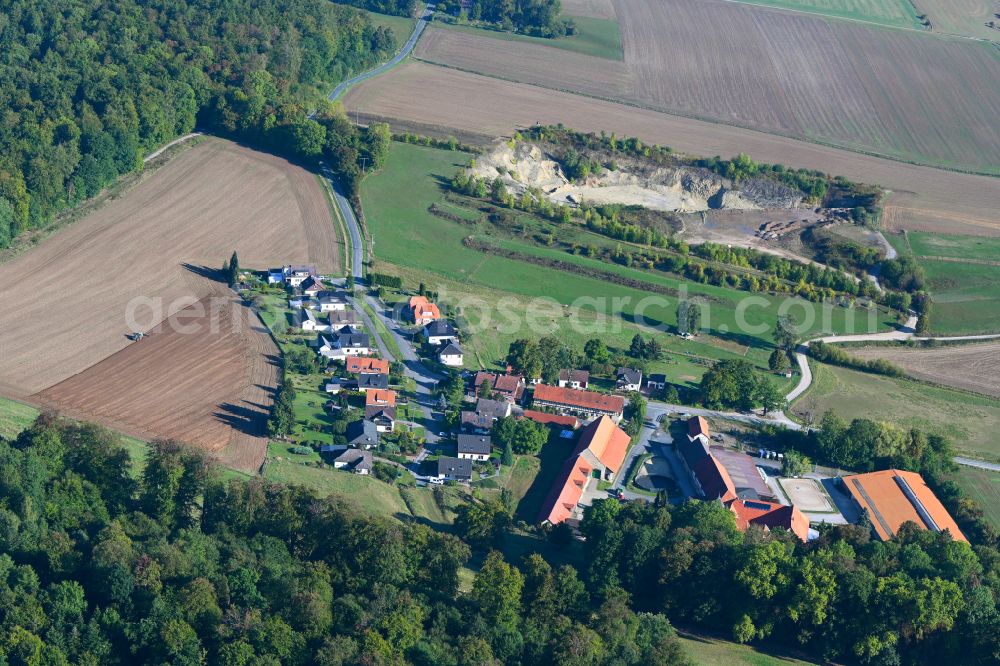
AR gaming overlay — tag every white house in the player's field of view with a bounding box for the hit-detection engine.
[438,342,463,367]
[425,320,458,346]
[295,308,329,333]
[558,369,590,390]
[457,434,492,462]
[318,330,371,360]
[283,264,317,287]
[616,367,642,392]
[315,292,347,312]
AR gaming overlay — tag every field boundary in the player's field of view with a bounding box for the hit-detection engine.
[318,175,352,278]
[408,55,1000,178]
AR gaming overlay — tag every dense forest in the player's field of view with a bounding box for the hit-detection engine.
[0,0,399,249]
[0,415,693,664]
[436,0,575,37]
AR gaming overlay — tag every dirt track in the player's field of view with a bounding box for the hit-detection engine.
[849,341,1000,398]
[0,138,338,470]
[344,61,1000,236]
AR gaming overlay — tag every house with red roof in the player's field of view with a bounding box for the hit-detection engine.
[521,410,580,430]
[408,295,441,325]
[346,356,390,375]
[473,372,525,404]
[538,416,631,525]
[727,498,809,542]
[531,384,626,422]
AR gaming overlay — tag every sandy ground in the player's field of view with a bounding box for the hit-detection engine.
[0,138,338,470]
[777,477,835,513]
[849,341,1000,398]
[344,61,1000,237]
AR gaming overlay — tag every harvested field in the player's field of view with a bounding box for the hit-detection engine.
[735,0,921,27]
[413,0,1000,175]
[0,138,338,470]
[415,27,630,96]
[344,61,1000,237]
[36,285,279,472]
[849,342,1000,398]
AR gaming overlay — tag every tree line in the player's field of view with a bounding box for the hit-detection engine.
[0,413,696,665]
[0,0,399,249]
[437,0,575,37]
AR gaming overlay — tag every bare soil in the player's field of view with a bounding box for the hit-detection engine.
[849,341,1000,398]
[0,138,338,470]
[35,284,278,472]
[413,0,1000,175]
[344,61,1000,238]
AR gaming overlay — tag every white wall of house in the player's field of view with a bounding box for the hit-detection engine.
[458,452,490,461]
[440,353,463,366]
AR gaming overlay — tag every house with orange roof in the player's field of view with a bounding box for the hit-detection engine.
[531,384,626,422]
[408,295,441,325]
[365,389,397,407]
[346,356,390,375]
[687,416,711,443]
[726,498,809,542]
[473,372,526,404]
[842,469,967,543]
[521,410,580,430]
[538,416,632,525]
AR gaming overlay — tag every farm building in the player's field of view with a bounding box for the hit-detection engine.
[728,498,809,542]
[538,415,631,525]
[521,410,580,430]
[531,384,625,422]
[842,469,967,543]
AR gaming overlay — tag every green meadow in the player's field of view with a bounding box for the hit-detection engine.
[953,466,1000,530]
[361,141,893,378]
[734,0,921,28]
[438,15,623,60]
[792,361,1000,461]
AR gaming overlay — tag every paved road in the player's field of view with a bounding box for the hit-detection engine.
[954,457,1000,472]
[786,315,918,402]
[327,4,435,103]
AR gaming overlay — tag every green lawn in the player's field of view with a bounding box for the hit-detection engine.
[360,141,894,376]
[953,466,1000,530]
[791,361,1000,461]
[905,231,1000,263]
[677,633,818,666]
[365,10,417,49]
[0,397,39,440]
[437,15,623,60]
[920,259,1000,335]
[884,231,1000,335]
[732,0,921,28]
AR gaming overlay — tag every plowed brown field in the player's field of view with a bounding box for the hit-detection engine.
[343,61,1000,236]
[0,138,338,471]
[849,342,1000,398]
[413,0,1000,175]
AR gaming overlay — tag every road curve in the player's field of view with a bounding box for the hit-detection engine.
[327,4,435,103]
